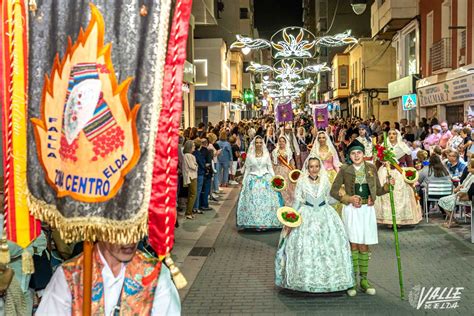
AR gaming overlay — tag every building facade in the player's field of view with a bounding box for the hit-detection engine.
[193,0,257,123]
[346,39,398,122]
[417,0,474,124]
[371,0,420,123]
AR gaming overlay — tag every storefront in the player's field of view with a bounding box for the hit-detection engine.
[388,74,418,122]
[416,64,474,125]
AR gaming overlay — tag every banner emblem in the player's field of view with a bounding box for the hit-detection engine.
[31,5,141,203]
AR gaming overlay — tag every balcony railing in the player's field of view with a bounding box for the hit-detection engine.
[461,30,466,49]
[430,38,451,72]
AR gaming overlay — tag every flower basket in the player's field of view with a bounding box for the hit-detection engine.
[402,167,418,184]
[289,169,302,183]
[277,207,302,228]
[270,175,286,192]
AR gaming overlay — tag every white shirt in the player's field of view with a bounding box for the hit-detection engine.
[36,249,181,316]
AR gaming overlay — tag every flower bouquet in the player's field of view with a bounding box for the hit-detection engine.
[402,167,418,184]
[277,207,302,228]
[288,169,302,183]
[270,175,286,192]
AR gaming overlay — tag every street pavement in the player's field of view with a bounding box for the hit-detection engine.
[179,187,474,315]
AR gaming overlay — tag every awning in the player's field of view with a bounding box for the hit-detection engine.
[195,89,231,102]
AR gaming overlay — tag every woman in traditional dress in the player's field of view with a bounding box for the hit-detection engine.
[275,155,354,293]
[264,125,277,153]
[310,131,341,183]
[375,129,423,226]
[356,126,373,162]
[296,126,311,170]
[272,136,296,206]
[236,136,283,230]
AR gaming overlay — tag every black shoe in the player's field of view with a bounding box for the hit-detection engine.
[200,207,213,211]
[193,209,204,214]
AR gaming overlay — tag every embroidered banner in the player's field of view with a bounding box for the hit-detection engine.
[276,101,294,123]
[312,103,329,129]
[31,7,141,203]
[1,0,41,248]
[27,2,173,244]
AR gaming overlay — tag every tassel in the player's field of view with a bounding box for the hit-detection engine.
[21,250,35,274]
[164,254,187,289]
[29,0,37,15]
[0,236,10,265]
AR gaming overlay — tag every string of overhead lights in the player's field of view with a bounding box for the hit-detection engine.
[230,26,359,103]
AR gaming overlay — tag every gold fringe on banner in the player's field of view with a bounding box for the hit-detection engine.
[21,250,34,274]
[28,193,148,244]
[0,236,10,265]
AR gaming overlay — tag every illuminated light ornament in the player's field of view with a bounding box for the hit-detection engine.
[271,27,316,59]
[246,61,273,73]
[229,34,271,51]
[294,78,314,86]
[262,80,279,88]
[315,30,358,47]
[273,59,303,81]
[304,63,332,74]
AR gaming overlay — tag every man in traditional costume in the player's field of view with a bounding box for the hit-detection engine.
[330,140,393,296]
[36,241,181,315]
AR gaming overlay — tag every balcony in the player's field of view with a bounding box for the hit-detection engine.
[371,0,418,39]
[430,38,452,73]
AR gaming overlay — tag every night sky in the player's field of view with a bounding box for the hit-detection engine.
[254,0,303,39]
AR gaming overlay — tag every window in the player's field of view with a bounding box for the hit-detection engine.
[339,65,348,89]
[194,59,208,86]
[405,30,417,75]
[426,12,433,74]
[240,8,249,19]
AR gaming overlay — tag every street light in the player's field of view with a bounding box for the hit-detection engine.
[350,0,367,15]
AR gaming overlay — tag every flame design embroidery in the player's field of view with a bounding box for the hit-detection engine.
[31,4,140,203]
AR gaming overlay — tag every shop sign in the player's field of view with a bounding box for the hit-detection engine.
[418,74,474,107]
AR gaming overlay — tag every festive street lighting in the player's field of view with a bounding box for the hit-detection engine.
[350,0,368,15]
[230,26,359,103]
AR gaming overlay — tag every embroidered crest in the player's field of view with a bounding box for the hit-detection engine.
[31,5,140,202]
[124,277,143,296]
[91,282,104,302]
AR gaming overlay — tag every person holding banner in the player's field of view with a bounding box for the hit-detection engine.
[236,136,283,230]
[272,136,297,206]
[282,123,301,169]
[36,241,181,315]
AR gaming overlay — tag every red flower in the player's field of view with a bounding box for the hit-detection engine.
[241,152,247,160]
[273,178,283,187]
[406,171,414,177]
